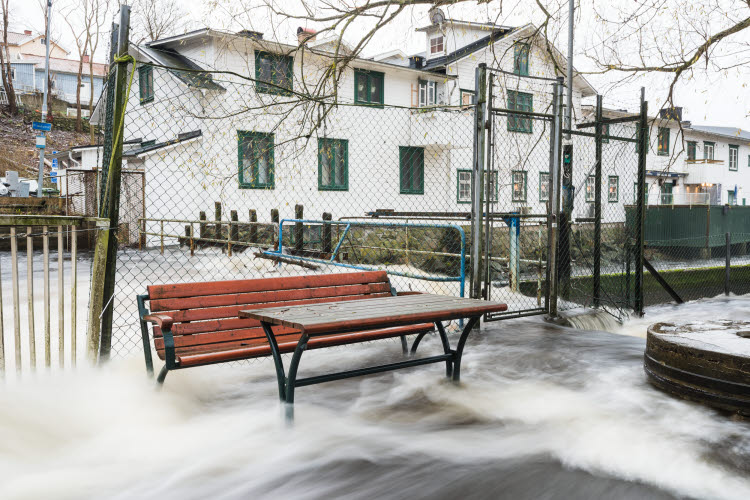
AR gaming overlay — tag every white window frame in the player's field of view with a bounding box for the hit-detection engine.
[704,142,714,160]
[729,145,738,171]
[585,176,596,202]
[430,35,444,55]
[608,176,619,203]
[418,80,437,107]
[457,170,472,203]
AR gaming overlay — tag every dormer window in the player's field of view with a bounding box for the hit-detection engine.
[430,35,444,55]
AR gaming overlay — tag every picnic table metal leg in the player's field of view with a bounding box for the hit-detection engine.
[399,336,408,355]
[261,321,287,401]
[434,321,453,378]
[284,332,309,423]
[156,365,169,385]
[410,331,429,355]
[452,316,480,383]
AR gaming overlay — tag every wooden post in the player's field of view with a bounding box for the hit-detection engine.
[71,226,77,366]
[229,210,238,256]
[43,226,50,367]
[199,211,207,240]
[57,226,64,368]
[294,204,304,252]
[160,220,164,255]
[271,208,279,249]
[10,227,21,372]
[249,209,258,245]
[322,212,332,254]
[725,232,731,296]
[215,201,222,243]
[26,227,36,369]
[86,220,110,363]
[139,218,145,250]
[189,223,195,257]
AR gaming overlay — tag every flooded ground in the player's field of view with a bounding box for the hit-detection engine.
[1,294,750,499]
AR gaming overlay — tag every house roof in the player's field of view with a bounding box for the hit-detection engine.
[16,54,108,77]
[135,45,226,91]
[123,130,202,158]
[416,20,512,33]
[689,125,750,142]
[145,28,457,79]
[4,31,34,46]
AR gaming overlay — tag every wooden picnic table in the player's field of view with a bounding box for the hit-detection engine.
[240,293,507,418]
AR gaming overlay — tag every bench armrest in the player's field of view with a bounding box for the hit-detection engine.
[143,314,177,369]
[396,291,424,296]
[143,314,174,331]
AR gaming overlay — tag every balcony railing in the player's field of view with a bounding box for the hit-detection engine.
[685,159,724,165]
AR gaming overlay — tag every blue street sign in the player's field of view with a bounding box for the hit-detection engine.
[32,121,52,132]
[50,170,57,184]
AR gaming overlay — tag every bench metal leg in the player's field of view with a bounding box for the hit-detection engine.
[410,331,429,355]
[284,333,309,423]
[400,335,408,355]
[434,321,453,378]
[452,316,480,383]
[261,321,287,401]
[156,365,169,385]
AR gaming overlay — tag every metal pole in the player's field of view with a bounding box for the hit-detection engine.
[634,87,648,316]
[548,78,563,318]
[471,64,487,302]
[593,95,603,308]
[725,232,731,296]
[565,0,574,137]
[99,6,130,362]
[483,73,494,300]
[36,0,53,197]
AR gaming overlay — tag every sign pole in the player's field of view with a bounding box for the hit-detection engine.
[36,0,53,197]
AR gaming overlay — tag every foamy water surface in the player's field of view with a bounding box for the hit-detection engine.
[1,296,750,499]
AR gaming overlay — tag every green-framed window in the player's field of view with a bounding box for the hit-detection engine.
[661,182,673,204]
[354,69,384,106]
[508,90,533,133]
[729,145,739,171]
[512,170,527,202]
[585,175,596,202]
[539,171,550,202]
[139,65,154,104]
[318,138,348,191]
[728,190,736,205]
[704,141,715,160]
[513,43,530,76]
[608,175,619,202]
[399,146,424,194]
[657,127,669,156]
[459,89,475,106]
[238,131,274,189]
[255,51,293,96]
[456,170,498,203]
[687,141,697,161]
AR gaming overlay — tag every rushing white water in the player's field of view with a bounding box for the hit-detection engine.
[1,289,750,498]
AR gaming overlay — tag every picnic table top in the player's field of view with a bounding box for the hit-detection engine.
[239,293,508,335]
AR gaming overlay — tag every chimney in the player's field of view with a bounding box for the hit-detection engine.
[82,53,90,63]
[24,30,32,35]
[237,30,263,40]
[409,55,424,69]
[297,27,317,44]
[659,106,683,122]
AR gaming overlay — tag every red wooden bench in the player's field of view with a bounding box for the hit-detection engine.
[137,271,434,383]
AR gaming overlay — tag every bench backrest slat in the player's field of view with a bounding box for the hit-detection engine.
[147,271,389,300]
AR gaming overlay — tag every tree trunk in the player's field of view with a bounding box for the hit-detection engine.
[0,5,18,115]
[76,60,83,132]
[88,60,95,142]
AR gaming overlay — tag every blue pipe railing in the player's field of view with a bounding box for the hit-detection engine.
[266,219,466,297]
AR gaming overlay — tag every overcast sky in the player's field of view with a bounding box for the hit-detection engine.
[8,0,750,130]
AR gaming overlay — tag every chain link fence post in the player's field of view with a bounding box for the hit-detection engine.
[471,64,487,302]
[547,77,563,318]
[634,88,648,316]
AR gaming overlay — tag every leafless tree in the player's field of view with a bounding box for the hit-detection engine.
[0,0,18,115]
[130,0,191,44]
[86,0,111,141]
[63,2,92,131]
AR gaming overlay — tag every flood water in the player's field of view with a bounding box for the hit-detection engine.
[1,296,750,499]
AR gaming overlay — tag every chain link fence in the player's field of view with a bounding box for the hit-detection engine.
[98,58,479,356]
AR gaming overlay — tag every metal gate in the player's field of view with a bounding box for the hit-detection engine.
[471,66,562,320]
[471,65,647,322]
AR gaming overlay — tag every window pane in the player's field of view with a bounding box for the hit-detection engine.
[334,142,345,186]
[356,73,367,101]
[369,75,382,104]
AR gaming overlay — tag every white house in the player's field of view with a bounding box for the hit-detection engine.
[85,17,596,229]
